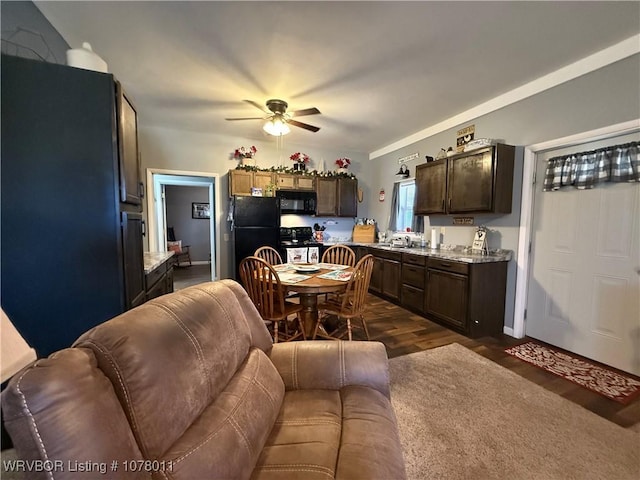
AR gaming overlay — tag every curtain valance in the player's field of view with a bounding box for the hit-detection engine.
[543,141,639,191]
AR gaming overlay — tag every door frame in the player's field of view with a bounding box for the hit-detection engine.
[146,168,222,281]
[511,119,640,338]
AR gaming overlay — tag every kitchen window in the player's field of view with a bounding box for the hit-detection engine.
[389,178,424,233]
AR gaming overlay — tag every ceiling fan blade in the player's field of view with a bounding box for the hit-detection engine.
[225,116,265,121]
[288,119,320,132]
[291,107,321,117]
[243,99,270,114]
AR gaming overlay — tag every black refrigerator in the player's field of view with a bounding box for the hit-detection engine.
[233,196,281,279]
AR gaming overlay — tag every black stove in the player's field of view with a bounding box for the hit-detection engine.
[279,227,326,262]
[279,227,323,247]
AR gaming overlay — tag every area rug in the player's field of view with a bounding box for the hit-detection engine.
[389,343,639,480]
[504,341,640,404]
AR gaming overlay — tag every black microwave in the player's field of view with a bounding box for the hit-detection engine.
[276,191,317,215]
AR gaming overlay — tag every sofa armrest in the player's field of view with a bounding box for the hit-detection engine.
[268,340,391,398]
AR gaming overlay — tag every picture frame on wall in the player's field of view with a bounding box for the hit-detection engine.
[192,202,210,219]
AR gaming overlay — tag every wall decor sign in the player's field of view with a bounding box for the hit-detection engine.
[456,125,475,152]
[192,202,211,219]
[398,152,419,164]
[453,217,474,225]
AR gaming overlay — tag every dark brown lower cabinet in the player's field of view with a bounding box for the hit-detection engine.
[369,250,402,301]
[425,258,507,337]
[145,256,175,301]
[401,253,426,313]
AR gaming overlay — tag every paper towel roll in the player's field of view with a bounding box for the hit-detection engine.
[430,228,438,249]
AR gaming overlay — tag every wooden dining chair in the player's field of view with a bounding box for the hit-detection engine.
[313,254,374,341]
[239,256,305,343]
[321,244,356,267]
[254,246,283,265]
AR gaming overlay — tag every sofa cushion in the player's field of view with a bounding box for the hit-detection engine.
[159,347,285,479]
[252,385,406,480]
[74,280,270,460]
[335,385,406,479]
[252,389,342,480]
[1,348,146,480]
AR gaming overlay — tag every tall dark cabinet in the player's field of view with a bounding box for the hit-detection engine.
[1,54,144,357]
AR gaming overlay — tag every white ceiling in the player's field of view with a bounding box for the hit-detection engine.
[35,1,640,155]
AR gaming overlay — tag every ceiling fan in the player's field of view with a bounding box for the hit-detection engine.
[225,99,321,135]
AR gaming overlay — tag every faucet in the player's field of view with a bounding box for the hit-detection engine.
[405,236,410,247]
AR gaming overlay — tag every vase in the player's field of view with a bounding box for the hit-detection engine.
[336,167,348,174]
[293,162,306,172]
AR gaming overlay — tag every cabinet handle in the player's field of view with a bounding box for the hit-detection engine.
[141,220,146,236]
[139,182,145,199]
[439,262,452,268]
[448,198,452,210]
[441,199,445,211]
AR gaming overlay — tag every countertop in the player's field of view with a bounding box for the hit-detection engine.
[144,251,175,274]
[324,242,512,263]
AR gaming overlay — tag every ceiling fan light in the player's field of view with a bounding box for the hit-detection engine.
[263,117,290,136]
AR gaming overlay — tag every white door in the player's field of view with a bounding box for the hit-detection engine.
[526,137,640,375]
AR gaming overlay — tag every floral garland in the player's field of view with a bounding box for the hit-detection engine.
[234,164,356,178]
[290,152,310,164]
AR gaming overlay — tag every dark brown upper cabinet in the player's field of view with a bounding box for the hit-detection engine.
[116,82,142,206]
[315,177,358,217]
[415,143,515,215]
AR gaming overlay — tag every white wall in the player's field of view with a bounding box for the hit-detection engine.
[368,54,640,330]
[138,126,372,278]
[165,185,210,262]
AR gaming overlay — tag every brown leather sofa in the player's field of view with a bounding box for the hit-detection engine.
[2,280,406,479]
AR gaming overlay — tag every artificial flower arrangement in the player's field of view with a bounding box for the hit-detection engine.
[290,152,310,164]
[233,145,257,160]
[335,157,351,169]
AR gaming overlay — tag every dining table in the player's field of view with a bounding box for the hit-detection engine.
[273,263,354,338]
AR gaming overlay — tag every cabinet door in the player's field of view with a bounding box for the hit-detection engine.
[402,284,424,313]
[297,176,315,190]
[254,171,275,191]
[316,177,337,216]
[415,160,447,214]
[382,259,401,301]
[425,268,468,330]
[116,82,142,206]
[370,255,383,293]
[337,178,358,217]
[229,170,253,196]
[447,149,494,213]
[122,211,146,308]
[277,174,296,190]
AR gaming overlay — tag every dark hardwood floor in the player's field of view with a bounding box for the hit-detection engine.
[174,266,640,430]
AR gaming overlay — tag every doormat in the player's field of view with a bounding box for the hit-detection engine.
[505,341,640,404]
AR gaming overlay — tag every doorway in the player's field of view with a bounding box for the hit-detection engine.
[146,168,222,282]
[514,121,640,375]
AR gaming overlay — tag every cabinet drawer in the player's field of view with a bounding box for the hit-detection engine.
[403,253,426,266]
[401,284,424,312]
[373,249,402,261]
[402,264,425,288]
[427,258,468,275]
[145,263,166,290]
[146,274,167,300]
